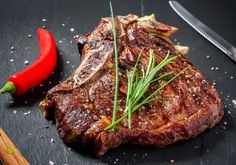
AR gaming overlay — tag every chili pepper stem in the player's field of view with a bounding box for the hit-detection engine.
[0,81,16,94]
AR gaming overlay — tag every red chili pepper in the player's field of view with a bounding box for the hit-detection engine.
[0,28,57,95]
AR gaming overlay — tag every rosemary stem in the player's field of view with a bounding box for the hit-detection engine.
[109,1,119,131]
[128,102,132,129]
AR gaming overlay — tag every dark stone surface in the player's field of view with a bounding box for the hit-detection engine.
[0,0,235,164]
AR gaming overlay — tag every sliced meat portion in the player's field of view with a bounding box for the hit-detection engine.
[39,14,223,156]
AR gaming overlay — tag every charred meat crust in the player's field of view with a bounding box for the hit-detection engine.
[39,14,224,156]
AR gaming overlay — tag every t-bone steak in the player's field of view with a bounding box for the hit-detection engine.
[39,14,223,156]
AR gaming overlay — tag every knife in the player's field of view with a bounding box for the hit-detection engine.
[169,0,236,62]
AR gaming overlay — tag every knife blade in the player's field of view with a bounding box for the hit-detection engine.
[169,0,236,62]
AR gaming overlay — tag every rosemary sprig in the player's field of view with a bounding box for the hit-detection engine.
[107,2,188,131]
[109,1,119,131]
[105,63,188,130]
[124,50,182,129]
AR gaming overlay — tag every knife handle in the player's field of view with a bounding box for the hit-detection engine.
[0,128,29,165]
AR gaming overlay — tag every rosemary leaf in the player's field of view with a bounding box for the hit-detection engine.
[151,71,173,83]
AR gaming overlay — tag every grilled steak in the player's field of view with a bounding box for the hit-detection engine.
[39,14,223,156]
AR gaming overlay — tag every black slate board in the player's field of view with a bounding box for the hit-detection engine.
[0,0,236,164]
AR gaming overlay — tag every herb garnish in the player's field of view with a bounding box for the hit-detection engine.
[107,2,188,131]
[109,1,119,131]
